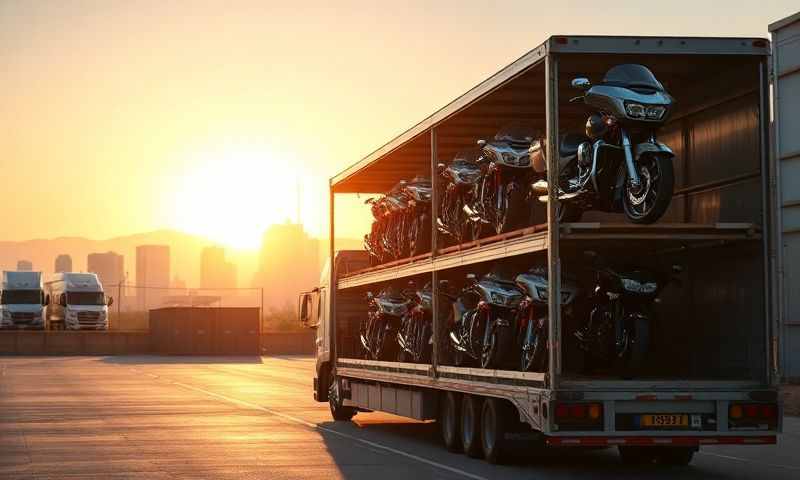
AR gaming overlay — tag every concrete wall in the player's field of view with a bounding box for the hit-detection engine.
[260,331,315,355]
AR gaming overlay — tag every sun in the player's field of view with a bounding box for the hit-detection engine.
[168,145,308,250]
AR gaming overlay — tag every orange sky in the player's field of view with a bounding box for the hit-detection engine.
[1,1,795,250]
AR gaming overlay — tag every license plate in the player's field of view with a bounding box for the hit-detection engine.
[641,414,688,427]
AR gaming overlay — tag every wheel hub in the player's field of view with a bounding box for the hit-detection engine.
[628,166,652,206]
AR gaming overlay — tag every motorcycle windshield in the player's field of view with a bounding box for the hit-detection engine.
[602,64,664,92]
[493,123,539,145]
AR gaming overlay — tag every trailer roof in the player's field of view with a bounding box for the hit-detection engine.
[331,35,770,193]
[769,11,800,32]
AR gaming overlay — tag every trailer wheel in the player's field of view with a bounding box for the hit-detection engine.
[440,392,462,452]
[480,398,508,464]
[657,447,696,466]
[328,378,356,422]
[460,395,483,458]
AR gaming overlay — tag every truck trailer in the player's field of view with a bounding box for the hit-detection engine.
[300,33,788,466]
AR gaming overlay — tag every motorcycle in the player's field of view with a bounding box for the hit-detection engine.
[436,150,483,246]
[573,252,682,376]
[472,125,539,237]
[514,266,580,372]
[448,268,524,369]
[363,196,390,266]
[360,286,409,360]
[400,177,432,257]
[529,64,676,224]
[381,181,412,261]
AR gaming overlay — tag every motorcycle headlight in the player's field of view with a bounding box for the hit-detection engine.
[501,151,529,167]
[490,291,523,307]
[625,102,646,118]
[645,106,666,120]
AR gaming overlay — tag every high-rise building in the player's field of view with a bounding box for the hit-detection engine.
[136,245,170,310]
[54,254,72,273]
[87,251,124,288]
[16,260,32,271]
[253,222,318,307]
[200,246,237,290]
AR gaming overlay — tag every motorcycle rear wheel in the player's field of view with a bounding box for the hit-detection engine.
[622,154,674,224]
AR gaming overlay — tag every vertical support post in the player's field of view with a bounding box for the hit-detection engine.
[430,127,439,377]
[117,283,122,328]
[770,48,786,386]
[260,287,264,335]
[545,53,562,388]
[329,181,337,377]
[759,59,778,385]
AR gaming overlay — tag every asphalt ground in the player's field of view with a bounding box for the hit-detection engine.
[1,356,798,479]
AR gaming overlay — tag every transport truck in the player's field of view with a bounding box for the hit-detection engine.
[0,271,47,330]
[45,273,112,330]
[300,32,792,466]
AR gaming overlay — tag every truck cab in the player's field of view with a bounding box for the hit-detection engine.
[299,251,369,402]
[0,271,48,330]
[45,273,112,330]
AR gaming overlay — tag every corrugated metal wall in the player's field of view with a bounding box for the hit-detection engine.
[772,12,800,382]
[150,307,260,355]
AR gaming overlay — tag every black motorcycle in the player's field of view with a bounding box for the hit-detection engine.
[401,177,432,257]
[448,269,524,369]
[382,181,412,261]
[574,252,682,376]
[436,150,483,246]
[473,125,538,237]
[514,267,580,372]
[360,287,409,360]
[363,196,390,266]
[529,64,675,224]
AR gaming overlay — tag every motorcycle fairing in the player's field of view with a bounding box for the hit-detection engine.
[446,160,482,185]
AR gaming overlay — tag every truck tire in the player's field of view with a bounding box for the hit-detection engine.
[440,392,462,452]
[328,378,356,422]
[657,447,696,466]
[460,395,483,458]
[480,398,508,464]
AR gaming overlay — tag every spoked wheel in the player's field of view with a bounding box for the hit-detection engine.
[460,395,483,458]
[440,392,462,452]
[622,154,674,224]
[520,316,548,372]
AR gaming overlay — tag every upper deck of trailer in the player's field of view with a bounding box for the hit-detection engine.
[330,35,770,194]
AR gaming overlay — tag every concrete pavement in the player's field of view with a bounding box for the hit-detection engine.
[1,356,798,479]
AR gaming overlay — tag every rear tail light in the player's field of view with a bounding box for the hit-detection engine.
[555,402,603,428]
[729,403,778,429]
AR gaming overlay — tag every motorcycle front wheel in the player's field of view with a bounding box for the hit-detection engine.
[520,316,548,372]
[622,154,674,224]
[480,313,511,369]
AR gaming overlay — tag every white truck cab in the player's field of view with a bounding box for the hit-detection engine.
[0,271,48,330]
[45,273,112,330]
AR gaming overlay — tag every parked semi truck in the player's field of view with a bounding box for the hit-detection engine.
[300,32,793,466]
[45,273,112,330]
[0,271,48,330]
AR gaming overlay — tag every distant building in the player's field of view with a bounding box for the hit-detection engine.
[136,245,170,310]
[16,260,32,271]
[200,246,237,290]
[54,254,72,273]
[87,251,124,289]
[252,222,318,307]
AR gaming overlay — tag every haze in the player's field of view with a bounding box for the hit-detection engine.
[1,0,794,249]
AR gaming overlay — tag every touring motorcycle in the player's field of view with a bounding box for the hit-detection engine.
[472,125,539,237]
[514,266,580,372]
[529,64,675,224]
[436,150,483,246]
[360,287,408,360]
[574,251,682,376]
[400,177,432,257]
[448,268,524,369]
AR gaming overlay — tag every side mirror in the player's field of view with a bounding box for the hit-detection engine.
[366,291,374,300]
[571,77,591,91]
[437,162,446,173]
[466,273,477,283]
[477,139,487,148]
[298,293,310,325]
[107,296,114,307]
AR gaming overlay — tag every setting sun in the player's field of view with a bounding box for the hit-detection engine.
[167,145,308,249]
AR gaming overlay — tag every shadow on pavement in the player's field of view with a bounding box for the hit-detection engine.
[99,354,266,365]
